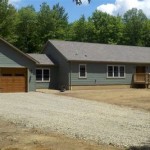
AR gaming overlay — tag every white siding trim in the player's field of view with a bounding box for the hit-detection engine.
[107,65,126,78]
[36,68,50,82]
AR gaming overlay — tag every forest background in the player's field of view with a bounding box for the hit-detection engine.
[0,0,150,53]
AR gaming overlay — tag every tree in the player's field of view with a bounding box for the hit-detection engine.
[70,15,87,41]
[123,8,147,46]
[91,11,123,44]
[52,3,68,39]
[37,2,55,45]
[16,5,38,52]
[73,0,91,5]
[85,18,96,42]
[141,20,150,47]
[0,0,18,43]
[67,15,96,42]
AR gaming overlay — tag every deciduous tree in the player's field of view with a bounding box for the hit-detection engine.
[37,2,55,45]
[52,3,68,39]
[0,0,18,43]
[16,6,38,52]
[123,8,147,46]
[91,11,123,44]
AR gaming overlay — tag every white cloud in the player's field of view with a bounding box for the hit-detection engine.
[81,0,89,5]
[97,0,150,18]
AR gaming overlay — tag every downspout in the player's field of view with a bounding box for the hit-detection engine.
[69,61,72,90]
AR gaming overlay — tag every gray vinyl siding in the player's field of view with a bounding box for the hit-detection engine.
[0,41,36,91]
[148,66,150,72]
[28,68,36,91]
[43,42,69,89]
[43,40,150,89]
[35,66,58,89]
[70,62,149,86]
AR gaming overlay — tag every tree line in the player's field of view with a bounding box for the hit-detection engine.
[0,0,150,53]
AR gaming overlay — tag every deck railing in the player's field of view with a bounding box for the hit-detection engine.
[133,73,150,84]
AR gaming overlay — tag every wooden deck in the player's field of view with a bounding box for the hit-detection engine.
[133,73,150,88]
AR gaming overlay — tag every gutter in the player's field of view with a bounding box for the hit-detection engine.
[68,60,150,64]
[69,61,72,90]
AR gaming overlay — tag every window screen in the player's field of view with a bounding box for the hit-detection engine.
[36,69,42,81]
[79,64,86,78]
[43,69,50,81]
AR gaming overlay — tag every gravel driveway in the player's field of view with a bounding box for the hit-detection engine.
[0,92,149,147]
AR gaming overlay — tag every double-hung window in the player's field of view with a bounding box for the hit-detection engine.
[107,65,125,78]
[79,64,87,78]
[36,68,50,82]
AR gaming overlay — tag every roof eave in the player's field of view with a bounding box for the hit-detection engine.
[68,60,150,64]
[36,64,55,66]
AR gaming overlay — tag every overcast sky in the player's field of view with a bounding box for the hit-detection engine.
[9,0,150,22]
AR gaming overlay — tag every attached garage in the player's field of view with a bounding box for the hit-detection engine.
[0,68,27,93]
[0,38,38,93]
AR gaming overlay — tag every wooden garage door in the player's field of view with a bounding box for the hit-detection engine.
[0,68,27,93]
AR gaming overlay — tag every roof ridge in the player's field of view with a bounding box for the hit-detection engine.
[49,39,150,49]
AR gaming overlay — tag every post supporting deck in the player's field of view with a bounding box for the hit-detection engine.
[133,73,150,88]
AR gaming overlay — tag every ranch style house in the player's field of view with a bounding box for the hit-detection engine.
[0,38,150,92]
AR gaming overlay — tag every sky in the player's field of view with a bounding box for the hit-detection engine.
[9,0,150,22]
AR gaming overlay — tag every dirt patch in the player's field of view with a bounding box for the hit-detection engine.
[57,89,150,111]
[0,118,123,150]
[0,92,149,148]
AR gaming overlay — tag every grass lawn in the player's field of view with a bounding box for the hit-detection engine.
[58,89,150,111]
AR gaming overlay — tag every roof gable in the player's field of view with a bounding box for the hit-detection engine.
[0,38,38,64]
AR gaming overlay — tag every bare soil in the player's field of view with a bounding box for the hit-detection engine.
[0,118,123,150]
[57,89,150,111]
[0,91,149,150]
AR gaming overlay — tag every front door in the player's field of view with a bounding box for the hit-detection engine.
[136,66,146,74]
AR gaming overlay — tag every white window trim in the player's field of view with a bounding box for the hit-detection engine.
[107,65,126,78]
[36,68,50,82]
[79,64,87,79]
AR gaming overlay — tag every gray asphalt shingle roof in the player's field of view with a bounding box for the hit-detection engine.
[28,54,54,65]
[48,40,150,64]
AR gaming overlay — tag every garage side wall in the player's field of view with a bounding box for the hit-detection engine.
[0,41,36,92]
[28,68,36,91]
